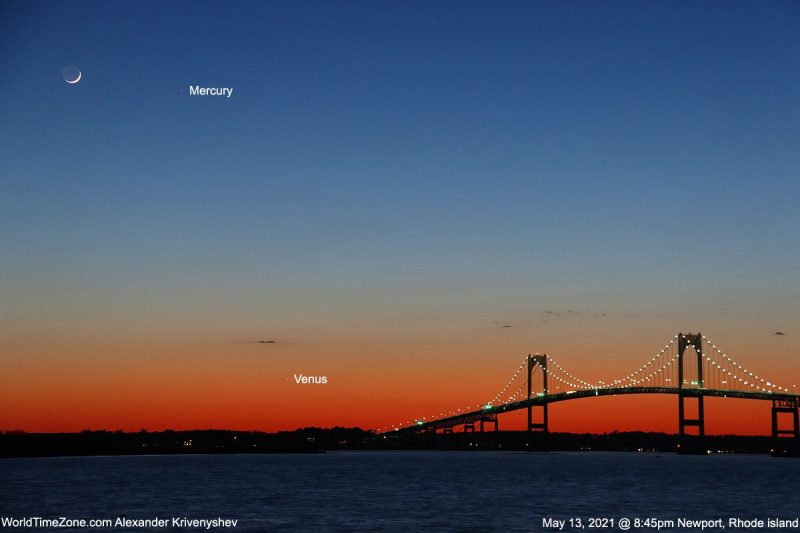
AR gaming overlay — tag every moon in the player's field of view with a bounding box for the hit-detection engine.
[63,65,81,84]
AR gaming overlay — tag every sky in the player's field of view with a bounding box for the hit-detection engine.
[1,0,799,434]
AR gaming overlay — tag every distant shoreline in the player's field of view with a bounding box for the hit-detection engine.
[2,428,797,458]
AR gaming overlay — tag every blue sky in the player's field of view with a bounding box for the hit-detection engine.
[2,0,799,342]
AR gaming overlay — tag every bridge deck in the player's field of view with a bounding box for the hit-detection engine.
[388,387,800,434]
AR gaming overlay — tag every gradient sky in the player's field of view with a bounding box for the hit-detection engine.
[1,1,799,434]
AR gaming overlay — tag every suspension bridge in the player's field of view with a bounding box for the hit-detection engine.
[379,332,799,447]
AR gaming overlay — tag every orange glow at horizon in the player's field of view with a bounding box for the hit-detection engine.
[1,326,797,436]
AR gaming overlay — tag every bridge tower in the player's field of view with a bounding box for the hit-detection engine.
[677,332,705,442]
[527,353,548,435]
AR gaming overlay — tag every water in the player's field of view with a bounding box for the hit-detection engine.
[2,452,799,531]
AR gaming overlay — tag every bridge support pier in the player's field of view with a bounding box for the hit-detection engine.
[678,394,705,437]
[463,422,475,433]
[528,407,548,434]
[479,414,498,433]
[771,398,800,456]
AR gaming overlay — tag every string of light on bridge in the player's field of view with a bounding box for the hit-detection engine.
[615,335,678,387]
[701,335,789,393]
[376,333,793,432]
[487,357,529,406]
[547,355,598,389]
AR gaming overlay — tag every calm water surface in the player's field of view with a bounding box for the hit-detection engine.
[2,452,799,531]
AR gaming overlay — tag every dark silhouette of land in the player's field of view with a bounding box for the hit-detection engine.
[1,429,797,458]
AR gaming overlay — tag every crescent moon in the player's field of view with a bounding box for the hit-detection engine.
[66,71,81,84]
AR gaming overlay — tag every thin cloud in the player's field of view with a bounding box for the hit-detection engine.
[539,309,610,319]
